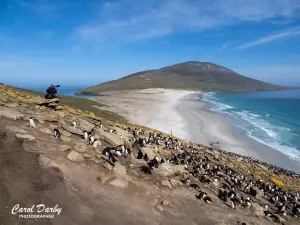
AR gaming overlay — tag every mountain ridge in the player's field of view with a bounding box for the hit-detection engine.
[76,61,296,95]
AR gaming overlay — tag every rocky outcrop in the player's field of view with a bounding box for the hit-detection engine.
[0,106,24,120]
[78,118,95,132]
[15,133,36,141]
[62,124,84,136]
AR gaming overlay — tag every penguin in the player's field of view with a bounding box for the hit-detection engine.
[53,128,61,139]
[263,204,269,212]
[137,149,143,159]
[196,192,212,204]
[83,131,88,140]
[126,148,132,156]
[108,151,117,164]
[230,199,235,209]
[89,135,95,145]
[160,158,165,164]
[29,117,36,129]
[100,123,103,129]
[92,139,100,148]
[245,198,251,209]
[71,121,77,127]
[143,153,149,162]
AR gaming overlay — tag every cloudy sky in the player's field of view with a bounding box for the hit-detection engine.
[1,0,300,88]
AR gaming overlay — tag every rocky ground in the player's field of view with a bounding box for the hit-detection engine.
[0,83,299,225]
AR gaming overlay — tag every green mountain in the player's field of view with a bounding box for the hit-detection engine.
[76,61,293,95]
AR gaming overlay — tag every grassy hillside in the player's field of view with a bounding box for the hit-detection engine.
[76,61,293,95]
[17,87,128,123]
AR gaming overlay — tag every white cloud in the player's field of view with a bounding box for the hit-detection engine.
[236,28,300,49]
[74,0,300,44]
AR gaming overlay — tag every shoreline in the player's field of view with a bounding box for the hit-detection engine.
[91,88,300,173]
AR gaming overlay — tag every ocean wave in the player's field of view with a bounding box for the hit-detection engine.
[248,133,300,161]
[203,93,300,162]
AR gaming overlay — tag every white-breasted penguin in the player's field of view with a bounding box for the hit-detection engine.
[29,117,36,129]
[71,121,77,127]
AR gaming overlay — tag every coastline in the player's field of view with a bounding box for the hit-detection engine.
[91,88,300,173]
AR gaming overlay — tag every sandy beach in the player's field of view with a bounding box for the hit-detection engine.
[92,88,300,173]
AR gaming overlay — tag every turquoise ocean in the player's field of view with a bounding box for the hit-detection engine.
[203,90,300,162]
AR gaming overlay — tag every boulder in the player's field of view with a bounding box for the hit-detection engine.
[161,180,172,189]
[74,143,88,153]
[16,133,36,141]
[0,106,24,120]
[251,203,265,217]
[78,119,95,132]
[37,127,52,135]
[62,124,84,136]
[110,178,128,188]
[67,151,84,162]
[155,163,186,177]
[94,129,123,146]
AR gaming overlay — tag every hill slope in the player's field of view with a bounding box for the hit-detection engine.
[76,61,292,95]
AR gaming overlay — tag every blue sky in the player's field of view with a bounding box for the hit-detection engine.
[1,0,300,88]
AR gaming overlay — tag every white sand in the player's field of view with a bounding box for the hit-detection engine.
[92,88,300,172]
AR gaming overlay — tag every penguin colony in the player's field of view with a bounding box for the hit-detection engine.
[28,117,300,223]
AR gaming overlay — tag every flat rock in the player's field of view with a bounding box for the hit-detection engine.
[161,179,172,189]
[37,127,52,135]
[16,133,36,141]
[5,126,27,134]
[78,118,95,132]
[67,150,84,162]
[0,106,24,120]
[74,143,88,153]
[94,129,124,146]
[110,178,128,188]
[155,163,186,177]
[62,124,84,136]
